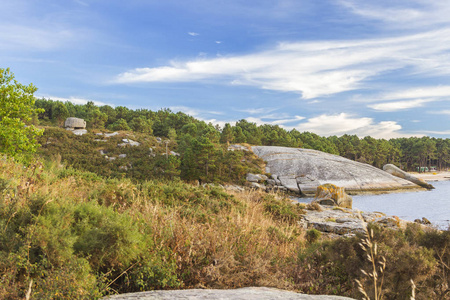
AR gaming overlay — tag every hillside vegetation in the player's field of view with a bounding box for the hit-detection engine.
[35,99,450,181]
[1,157,450,299]
[1,73,449,299]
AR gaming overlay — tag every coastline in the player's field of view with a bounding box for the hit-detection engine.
[410,171,450,182]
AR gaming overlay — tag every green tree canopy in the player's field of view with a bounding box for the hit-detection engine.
[0,68,43,162]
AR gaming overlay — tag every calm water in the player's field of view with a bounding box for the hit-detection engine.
[296,181,450,229]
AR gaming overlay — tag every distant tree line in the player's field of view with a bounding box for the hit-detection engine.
[35,99,450,173]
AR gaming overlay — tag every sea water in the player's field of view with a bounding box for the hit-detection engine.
[295,181,450,229]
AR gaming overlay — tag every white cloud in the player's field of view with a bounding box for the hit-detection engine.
[215,41,222,44]
[0,24,75,51]
[368,99,433,112]
[38,95,113,107]
[294,113,418,138]
[340,1,450,29]
[429,110,450,115]
[115,28,450,99]
[188,32,199,36]
[379,86,450,101]
[363,86,450,111]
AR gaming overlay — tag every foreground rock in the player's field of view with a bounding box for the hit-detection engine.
[299,204,414,236]
[252,146,421,196]
[383,164,434,190]
[104,287,354,300]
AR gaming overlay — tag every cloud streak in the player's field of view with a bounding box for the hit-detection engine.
[293,113,415,139]
[115,28,450,100]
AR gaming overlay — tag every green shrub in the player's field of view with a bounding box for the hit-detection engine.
[306,229,321,243]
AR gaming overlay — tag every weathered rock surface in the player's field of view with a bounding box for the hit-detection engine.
[71,129,88,136]
[64,117,86,129]
[299,204,412,236]
[383,164,434,190]
[118,138,141,147]
[104,287,354,300]
[246,173,268,183]
[252,146,421,196]
[314,184,352,209]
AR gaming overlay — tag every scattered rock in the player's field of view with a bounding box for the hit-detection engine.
[118,154,127,158]
[170,151,180,156]
[104,132,119,137]
[64,117,86,130]
[250,182,265,190]
[228,144,249,151]
[313,184,352,209]
[246,173,268,183]
[414,217,432,225]
[71,129,88,136]
[118,139,140,147]
[224,185,245,192]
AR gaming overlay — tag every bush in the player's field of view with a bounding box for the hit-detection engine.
[306,229,321,243]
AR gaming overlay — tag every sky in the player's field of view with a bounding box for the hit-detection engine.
[1,0,450,139]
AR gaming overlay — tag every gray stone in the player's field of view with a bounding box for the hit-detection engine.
[224,185,245,192]
[267,179,277,186]
[383,164,434,190]
[252,146,422,196]
[71,129,87,136]
[104,132,119,137]
[228,144,249,151]
[64,117,86,129]
[250,182,265,190]
[118,139,141,147]
[246,173,267,183]
[119,154,127,158]
[103,287,354,300]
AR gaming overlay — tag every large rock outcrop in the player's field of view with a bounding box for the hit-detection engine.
[383,164,434,190]
[251,146,421,196]
[64,117,86,129]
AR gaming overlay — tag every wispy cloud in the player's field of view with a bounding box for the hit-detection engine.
[0,24,75,51]
[340,1,450,29]
[115,28,450,99]
[368,99,434,112]
[293,113,418,138]
[38,95,113,107]
[364,86,450,111]
[429,110,450,116]
[188,32,199,36]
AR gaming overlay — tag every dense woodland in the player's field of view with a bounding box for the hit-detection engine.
[35,99,450,180]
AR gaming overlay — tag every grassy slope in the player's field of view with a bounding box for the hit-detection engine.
[0,157,306,299]
[1,127,449,299]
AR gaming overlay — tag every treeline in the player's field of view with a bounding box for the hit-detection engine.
[35,99,450,172]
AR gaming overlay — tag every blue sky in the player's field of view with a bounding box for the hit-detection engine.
[2,0,450,138]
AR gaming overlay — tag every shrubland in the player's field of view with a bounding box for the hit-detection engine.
[1,157,449,299]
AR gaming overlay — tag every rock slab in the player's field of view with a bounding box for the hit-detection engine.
[104,287,354,300]
[252,146,420,195]
[383,164,434,189]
